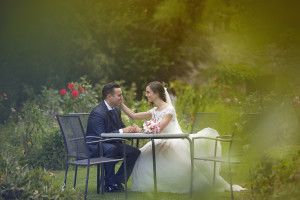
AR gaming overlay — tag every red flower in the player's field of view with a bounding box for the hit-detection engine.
[68,83,75,90]
[3,93,7,97]
[71,90,79,98]
[190,116,194,120]
[60,89,66,96]
[78,87,84,93]
[213,77,217,82]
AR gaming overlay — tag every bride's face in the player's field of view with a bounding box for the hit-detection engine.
[145,86,158,103]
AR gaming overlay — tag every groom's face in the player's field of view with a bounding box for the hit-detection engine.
[110,88,123,107]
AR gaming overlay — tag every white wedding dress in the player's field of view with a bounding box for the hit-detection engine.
[130,90,245,193]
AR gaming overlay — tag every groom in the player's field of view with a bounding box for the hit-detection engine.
[86,82,141,193]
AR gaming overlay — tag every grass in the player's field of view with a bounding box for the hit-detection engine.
[52,164,255,200]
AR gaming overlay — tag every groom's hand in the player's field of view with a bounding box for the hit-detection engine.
[133,124,142,133]
[122,126,135,133]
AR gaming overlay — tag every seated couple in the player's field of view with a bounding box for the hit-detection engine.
[86,82,245,193]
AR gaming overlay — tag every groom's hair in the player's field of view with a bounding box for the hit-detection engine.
[102,83,120,100]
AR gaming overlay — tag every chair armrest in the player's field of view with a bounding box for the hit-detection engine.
[86,136,101,139]
[217,135,232,139]
[86,138,125,144]
[67,137,85,142]
[192,136,231,142]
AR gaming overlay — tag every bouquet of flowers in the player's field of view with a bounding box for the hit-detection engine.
[143,119,161,134]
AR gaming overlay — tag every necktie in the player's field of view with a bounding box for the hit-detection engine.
[110,110,116,122]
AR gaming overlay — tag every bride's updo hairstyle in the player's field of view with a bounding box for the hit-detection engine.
[147,81,166,105]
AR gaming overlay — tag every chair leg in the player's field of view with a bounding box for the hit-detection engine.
[124,141,127,200]
[74,166,78,189]
[63,164,69,188]
[97,164,100,194]
[190,139,194,197]
[229,163,234,200]
[101,163,105,195]
[84,166,90,200]
[213,161,216,184]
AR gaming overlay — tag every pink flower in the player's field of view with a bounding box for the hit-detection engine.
[60,89,66,96]
[71,90,79,98]
[225,98,231,103]
[68,83,75,90]
[3,93,7,97]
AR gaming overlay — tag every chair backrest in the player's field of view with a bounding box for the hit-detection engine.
[230,113,261,156]
[191,112,219,134]
[56,115,89,159]
[237,113,261,139]
[68,113,90,132]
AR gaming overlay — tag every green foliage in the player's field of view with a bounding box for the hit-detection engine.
[1,77,99,170]
[23,131,66,170]
[0,151,81,200]
[211,62,266,84]
[248,148,300,199]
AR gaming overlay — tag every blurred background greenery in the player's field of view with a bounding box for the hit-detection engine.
[1,0,299,122]
[1,0,300,199]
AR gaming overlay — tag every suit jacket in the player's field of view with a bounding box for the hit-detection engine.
[86,101,126,157]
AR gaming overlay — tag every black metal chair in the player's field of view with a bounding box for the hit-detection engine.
[190,113,260,200]
[68,113,90,132]
[191,112,219,134]
[56,115,127,200]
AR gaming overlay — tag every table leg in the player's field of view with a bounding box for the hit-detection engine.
[151,139,157,195]
[189,138,194,198]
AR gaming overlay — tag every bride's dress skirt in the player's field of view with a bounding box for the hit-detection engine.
[130,128,245,193]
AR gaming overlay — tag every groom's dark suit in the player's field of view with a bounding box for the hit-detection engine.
[86,101,140,185]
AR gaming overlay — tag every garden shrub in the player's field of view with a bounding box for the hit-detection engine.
[0,151,81,200]
[248,147,300,199]
[1,77,100,170]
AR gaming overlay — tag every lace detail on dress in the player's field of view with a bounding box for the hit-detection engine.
[149,105,176,122]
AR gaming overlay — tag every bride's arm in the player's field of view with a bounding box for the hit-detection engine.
[158,114,172,132]
[120,103,152,120]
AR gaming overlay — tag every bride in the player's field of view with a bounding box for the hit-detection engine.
[120,81,245,193]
